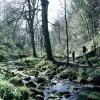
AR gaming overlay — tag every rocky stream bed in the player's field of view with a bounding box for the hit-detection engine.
[0,58,100,100]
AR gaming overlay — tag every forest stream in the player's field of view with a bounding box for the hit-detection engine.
[0,57,99,100]
[0,0,100,99]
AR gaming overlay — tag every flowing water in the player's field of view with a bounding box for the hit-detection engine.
[43,76,85,100]
[0,61,98,100]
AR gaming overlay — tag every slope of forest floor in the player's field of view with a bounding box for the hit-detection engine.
[0,44,100,100]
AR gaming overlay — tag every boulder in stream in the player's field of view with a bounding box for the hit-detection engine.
[48,94,59,100]
[30,88,44,97]
[9,76,24,86]
[37,76,48,84]
[35,95,44,100]
[18,67,24,71]
[26,81,37,88]
[24,76,31,81]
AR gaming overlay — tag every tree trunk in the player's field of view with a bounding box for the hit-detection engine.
[64,0,69,64]
[30,31,37,57]
[27,0,37,57]
[41,0,53,60]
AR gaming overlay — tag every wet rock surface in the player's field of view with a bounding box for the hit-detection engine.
[0,57,100,100]
[7,66,100,100]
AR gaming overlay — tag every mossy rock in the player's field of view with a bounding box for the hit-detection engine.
[59,69,77,80]
[46,70,57,79]
[18,67,24,71]
[19,87,30,100]
[77,67,88,81]
[0,54,7,62]
[15,61,26,66]
[29,70,39,77]
[30,88,44,97]
[56,66,66,73]
[48,94,59,100]
[79,79,89,84]
[35,95,44,100]
[24,77,31,81]
[88,92,100,100]
[10,72,16,77]
[88,70,100,85]
[37,76,48,84]
[37,83,46,90]
[9,76,23,86]
[59,91,71,98]
[14,73,22,77]
[25,81,37,88]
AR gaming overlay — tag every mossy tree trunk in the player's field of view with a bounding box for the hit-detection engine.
[25,0,37,57]
[41,0,53,60]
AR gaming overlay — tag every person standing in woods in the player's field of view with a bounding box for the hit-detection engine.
[72,51,75,62]
[82,46,87,55]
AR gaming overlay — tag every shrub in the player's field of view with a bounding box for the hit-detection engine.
[0,54,7,62]
[13,88,22,100]
[0,74,6,80]
[88,92,100,100]
[78,68,87,81]
[59,69,77,80]
[9,76,23,86]
[0,81,14,100]
[0,81,30,100]
[15,62,26,66]
[37,76,48,84]
[13,87,30,100]
[88,70,100,85]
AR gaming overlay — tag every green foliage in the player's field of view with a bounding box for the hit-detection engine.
[13,87,30,100]
[59,69,77,80]
[37,76,48,84]
[0,45,7,51]
[0,74,6,80]
[0,80,30,100]
[0,54,7,62]
[31,58,42,66]
[84,68,100,84]
[0,81,14,100]
[9,76,23,86]
[12,88,22,100]
[78,67,87,81]
[2,43,12,48]
[15,58,42,67]
[79,56,86,64]
[15,61,26,66]
[88,92,100,100]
